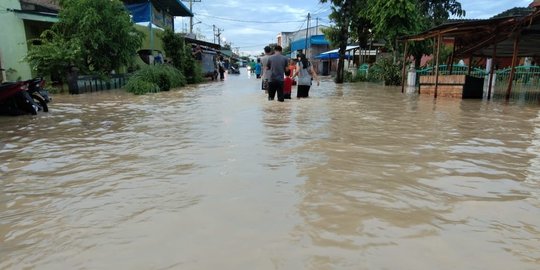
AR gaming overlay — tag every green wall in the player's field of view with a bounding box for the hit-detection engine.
[0,0,33,82]
[135,24,165,53]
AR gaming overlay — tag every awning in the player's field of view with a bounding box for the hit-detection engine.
[310,35,330,45]
[11,9,58,23]
[401,10,540,58]
[124,0,192,17]
[184,37,221,50]
[291,35,330,51]
[314,45,359,60]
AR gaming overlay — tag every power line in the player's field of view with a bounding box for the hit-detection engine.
[236,43,276,49]
[195,13,304,24]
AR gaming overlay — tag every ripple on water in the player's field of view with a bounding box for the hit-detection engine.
[1,75,540,269]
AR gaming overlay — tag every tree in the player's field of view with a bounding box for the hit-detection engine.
[367,0,464,68]
[27,0,143,77]
[320,0,465,83]
[161,29,203,84]
[320,0,355,84]
[418,0,465,26]
[367,0,424,54]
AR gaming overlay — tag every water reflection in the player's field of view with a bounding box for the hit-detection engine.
[1,70,540,269]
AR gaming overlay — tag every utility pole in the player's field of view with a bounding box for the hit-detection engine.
[216,28,224,46]
[213,24,216,44]
[316,17,319,35]
[304,13,310,55]
[182,0,201,34]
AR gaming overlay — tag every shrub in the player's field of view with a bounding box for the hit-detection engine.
[367,57,403,86]
[161,29,203,84]
[125,65,186,95]
[125,80,160,95]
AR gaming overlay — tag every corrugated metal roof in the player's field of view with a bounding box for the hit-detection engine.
[403,9,540,58]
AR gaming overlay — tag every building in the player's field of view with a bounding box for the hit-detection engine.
[0,0,59,82]
[277,25,330,60]
[0,0,192,83]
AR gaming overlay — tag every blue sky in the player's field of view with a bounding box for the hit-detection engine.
[174,0,534,56]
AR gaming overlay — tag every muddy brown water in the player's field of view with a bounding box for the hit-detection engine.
[1,69,540,269]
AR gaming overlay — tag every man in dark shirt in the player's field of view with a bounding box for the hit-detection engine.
[266,46,289,102]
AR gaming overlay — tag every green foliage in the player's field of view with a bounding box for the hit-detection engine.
[321,27,340,48]
[125,65,186,95]
[125,80,160,95]
[423,44,454,67]
[320,0,356,83]
[161,29,203,84]
[418,0,465,26]
[344,71,366,83]
[321,0,466,73]
[26,30,81,78]
[367,57,403,86]
[27,0,143,79]
[367,0,424,52]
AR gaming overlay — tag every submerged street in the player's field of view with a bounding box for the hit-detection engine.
[1,70,540,269]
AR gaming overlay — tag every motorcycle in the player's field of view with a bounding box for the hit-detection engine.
[25,77,52,112]
[0,78,51,116]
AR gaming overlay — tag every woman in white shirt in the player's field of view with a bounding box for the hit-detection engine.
[294,53,319,98]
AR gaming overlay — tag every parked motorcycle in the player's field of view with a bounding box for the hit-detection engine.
[0,78,51,116]
[25,77,52,112]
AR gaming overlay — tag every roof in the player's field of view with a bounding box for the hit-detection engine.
[20,0,60,12]
[184,37,221,50]
[123,0,192,17]
[402,9,540,58]
[319,45,360,55]
[492,7,533,18]
[291,35,330,51]
[314,45,360,60]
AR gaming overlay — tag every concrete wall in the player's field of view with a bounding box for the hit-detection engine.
[0,0,33,82]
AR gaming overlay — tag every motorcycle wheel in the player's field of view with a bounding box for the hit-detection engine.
[32,94,48,112]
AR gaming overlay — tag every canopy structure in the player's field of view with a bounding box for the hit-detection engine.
[400,7,540,100]
[314,45,359,60]
[124,0,192,17]
[291,35,330,52]
[403,12,540,58]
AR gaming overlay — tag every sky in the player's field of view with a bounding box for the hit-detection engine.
[173,0,534,56]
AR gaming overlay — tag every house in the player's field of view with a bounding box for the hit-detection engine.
[0,0,192,83]
[402,1,540,100]
[277,25,330,60]
[0,0,59,82]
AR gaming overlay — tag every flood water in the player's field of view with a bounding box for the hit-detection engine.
[1,69,540,269]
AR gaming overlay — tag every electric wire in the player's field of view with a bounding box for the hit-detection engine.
[194,13,305,24]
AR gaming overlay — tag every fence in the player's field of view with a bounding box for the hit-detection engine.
[415,64,488,79]
[71,74,129,94]
[492,65,540,102]
[407,64,540,102]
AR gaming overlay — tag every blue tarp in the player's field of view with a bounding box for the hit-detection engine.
[310,35,329,45]
[314,45,359,60]
[314,52,353,60]
[291,35,329,51]
[125,3,151,23]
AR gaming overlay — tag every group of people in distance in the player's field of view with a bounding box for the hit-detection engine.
[256,45,320,102]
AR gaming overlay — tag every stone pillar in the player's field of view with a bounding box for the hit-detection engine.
[407,63,416,87]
